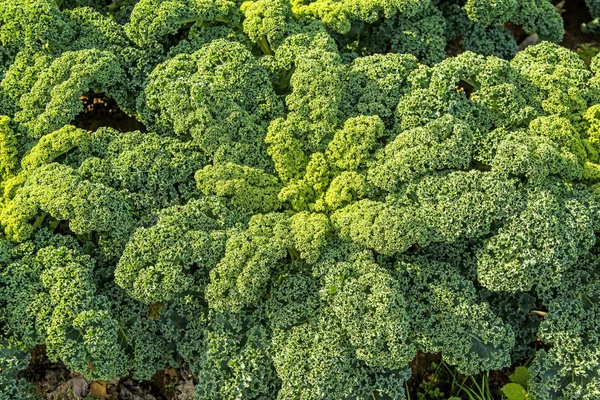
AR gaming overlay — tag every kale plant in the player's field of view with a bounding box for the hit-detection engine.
[1,1,598,399]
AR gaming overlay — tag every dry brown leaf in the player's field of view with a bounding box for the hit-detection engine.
[48,376,88,400]
[175,374,195,400]
[164,367,178,378]
[89,381,109,399]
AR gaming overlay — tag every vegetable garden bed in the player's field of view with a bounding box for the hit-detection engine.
[1,1,600,399]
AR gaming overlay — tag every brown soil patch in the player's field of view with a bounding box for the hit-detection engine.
[72,92,147,133]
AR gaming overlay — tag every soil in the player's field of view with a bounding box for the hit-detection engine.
[21,345,193,400]
[71,93,147,133]
[406,353,513,399]
[406,353,447,398]
[556,0,598,51]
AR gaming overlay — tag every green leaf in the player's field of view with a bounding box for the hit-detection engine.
[501,383,529,400]
[509,366,531,388]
